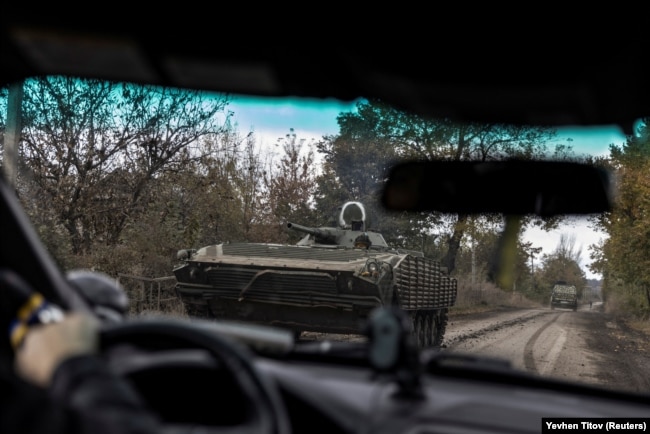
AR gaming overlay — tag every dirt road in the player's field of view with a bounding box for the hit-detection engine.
[444,303,650,393]
[302,303,650,393]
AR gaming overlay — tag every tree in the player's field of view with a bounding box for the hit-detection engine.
[315,100,435,249]
[79,127,273,277]
[537,234,587,301]
[319,98,566,273]
[259,129,318,242]
[589,118,650,312]
[17,77,231,254]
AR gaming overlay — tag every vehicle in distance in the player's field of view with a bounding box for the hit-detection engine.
[550,282,578,311]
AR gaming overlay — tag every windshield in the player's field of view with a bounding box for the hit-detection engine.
[2,76,647,394]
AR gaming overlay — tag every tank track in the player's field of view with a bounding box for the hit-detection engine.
[410,308,449,349]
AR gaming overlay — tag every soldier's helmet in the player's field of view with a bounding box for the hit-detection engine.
[354,233,372,249]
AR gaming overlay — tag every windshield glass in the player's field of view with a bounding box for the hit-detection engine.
[2,76,647,394]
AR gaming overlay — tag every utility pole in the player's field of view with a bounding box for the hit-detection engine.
[471,240,476,287]
[521,242,542,293]
[4,80,24,191]
[530,250,534,287]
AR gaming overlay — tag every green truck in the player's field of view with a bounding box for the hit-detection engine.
[550,282,578,311]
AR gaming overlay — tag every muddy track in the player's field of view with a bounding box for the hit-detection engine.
[522,312,560,374]
[299,304,650,394]
[300,304,650,394]
[443,304,650,393]
[442,308,552,349]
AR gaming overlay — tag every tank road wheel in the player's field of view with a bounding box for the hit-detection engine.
[423,312,435,347]
[432,309,449,348]
[427,312,437,348]
[416,313,425,348]
[412,311,436,349]
[411,312,424,348]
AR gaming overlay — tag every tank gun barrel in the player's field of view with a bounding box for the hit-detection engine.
[287,222,339,241]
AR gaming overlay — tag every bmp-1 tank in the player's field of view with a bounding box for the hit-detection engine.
[173,201,457,348]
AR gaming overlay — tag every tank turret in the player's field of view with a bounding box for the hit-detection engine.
[287,202,389,249]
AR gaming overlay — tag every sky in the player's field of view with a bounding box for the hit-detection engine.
[227,95,629,280]
[227,95,359,147]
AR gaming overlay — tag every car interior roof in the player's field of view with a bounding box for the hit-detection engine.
[1,14,648,132]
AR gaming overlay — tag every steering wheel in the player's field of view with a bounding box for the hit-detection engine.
[0,263,289,433]
[100,319,291,434]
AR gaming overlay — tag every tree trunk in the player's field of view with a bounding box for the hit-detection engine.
[442,214,468,274]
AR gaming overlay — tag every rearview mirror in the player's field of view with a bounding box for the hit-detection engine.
[381,160,613,216]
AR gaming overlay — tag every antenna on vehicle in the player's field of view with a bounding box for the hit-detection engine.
[339,201,366,229]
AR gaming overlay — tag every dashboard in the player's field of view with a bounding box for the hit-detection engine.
[105,339,650,434]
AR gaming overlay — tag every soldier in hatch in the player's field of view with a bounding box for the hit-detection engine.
[354,233,372,249]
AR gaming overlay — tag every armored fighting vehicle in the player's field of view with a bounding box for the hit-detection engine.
[173,202,457,347]
[550,281,578,311]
